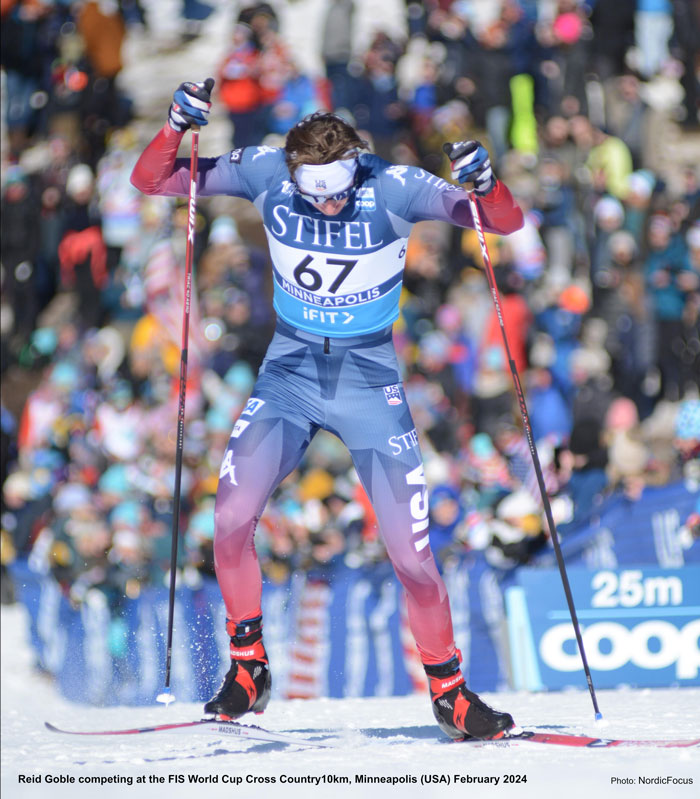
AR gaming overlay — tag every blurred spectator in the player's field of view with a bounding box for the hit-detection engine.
[592,229,654,403]
[0,0,58,158]
[268,60,328,136]
[218,22,264,147]
[321,0,356,112]
[554,417,610,534]
[588,0,636,81]
[57,163,108,328]
[76,1,132,165]
[586,122,634,200]
[674,399,700,481]
[1,166,40,341]
[352,32,407,160]
[2,0,699,622]
[643,212,697,400]
[487,488,546,568]
[634,0,673,80]
[181,0,214,40]
[469,12,516,166]
[533,156,577,288]
[605,73,652,169]
[536,0,590,118]
[671,0,700,129]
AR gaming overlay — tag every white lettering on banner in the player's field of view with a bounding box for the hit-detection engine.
[591,570,683,608]
[539,619,700,679]
[406,465,430,550]
[652,508,685,567]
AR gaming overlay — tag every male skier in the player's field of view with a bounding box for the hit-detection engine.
[131,79,524,740]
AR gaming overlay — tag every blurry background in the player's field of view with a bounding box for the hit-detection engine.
[1,0,699,705]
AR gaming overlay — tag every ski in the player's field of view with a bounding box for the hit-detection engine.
[471,729,700,749]
[45,719,699,750]
[44,719,330,748]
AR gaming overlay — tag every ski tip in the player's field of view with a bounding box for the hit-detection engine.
[156,691,176,706]
[44,722,59,732]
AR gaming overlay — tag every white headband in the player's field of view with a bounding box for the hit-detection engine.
[295,158,357,196]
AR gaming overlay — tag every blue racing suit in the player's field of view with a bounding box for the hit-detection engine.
[131,124,523,664]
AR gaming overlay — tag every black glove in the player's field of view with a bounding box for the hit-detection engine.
[168,78,215,132]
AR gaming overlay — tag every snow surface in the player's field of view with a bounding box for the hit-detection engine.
[2,604,698,799]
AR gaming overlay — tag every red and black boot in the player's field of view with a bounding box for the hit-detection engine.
[425,656,514,740]
[204,617,271,719]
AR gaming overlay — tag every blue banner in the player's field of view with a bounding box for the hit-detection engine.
[507,481,700,690]
[9,554,508,706]
[13,480,697,703]
[533,481,700,569]
[507,566,700,689]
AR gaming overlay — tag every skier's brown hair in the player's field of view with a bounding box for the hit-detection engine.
[285,113,367,176]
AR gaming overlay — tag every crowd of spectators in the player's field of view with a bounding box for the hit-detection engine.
[1,0,699,614]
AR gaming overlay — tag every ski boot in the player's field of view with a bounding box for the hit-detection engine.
[204,617,271,719]
[425,656,514,740]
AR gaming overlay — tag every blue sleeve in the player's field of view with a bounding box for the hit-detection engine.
[217,145,287,200]
[132,125,287,202]
[375,160,523,235]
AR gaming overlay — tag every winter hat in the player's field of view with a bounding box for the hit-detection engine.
[3,165,28,188]
[558,284,590,314]
[109,501,142,529]
[553,12,583,45]
[648,213,672,235]
[469,433,497,459]
[594,196,624,226]
[187,505,216,540]
[31,327,58,356]
[497,489,538,520]
[208,215,240,245]
[54,483,93,515]
[626,170,655,199]
[435,303,462,334]
[3,472,33,503]
[98,463,131,496]
[570,346,611,379]
[224,361,255,394]
[687,223,700,250]
[675,400,700,442]
[608,230,637,258]
[50,361,80,389]
[608,433,649,478]
[66,164,94,198]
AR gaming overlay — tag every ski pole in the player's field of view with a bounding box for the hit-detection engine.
[157,122,200,706]
[462,183,603,722]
